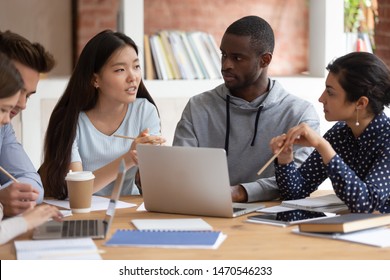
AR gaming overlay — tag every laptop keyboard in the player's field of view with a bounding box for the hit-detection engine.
[233,207,246,213]
[62,220,98,237]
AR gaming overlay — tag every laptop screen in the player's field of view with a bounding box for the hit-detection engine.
[103,159,126,231]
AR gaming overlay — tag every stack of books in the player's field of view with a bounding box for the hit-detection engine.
[293,213,390,247]
[144,30,222,80]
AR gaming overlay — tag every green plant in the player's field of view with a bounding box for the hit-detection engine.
[344,0,377,33]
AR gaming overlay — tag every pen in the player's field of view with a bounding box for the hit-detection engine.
[0,165,20,183]
[256,143,286,176]
[113,134,136,140]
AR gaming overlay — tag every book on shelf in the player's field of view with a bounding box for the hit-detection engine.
[186,32,210,79]
[281,194,349,213]
[104,229,226,249]
[188,31,221,79]
[179,31,206,79]
[168,31,196,79]
[298,213,390,233]
[144,30,221,80]
[143,34,157,80]
[149,34,170,80]
[148,35,163,80]
[159,30,182,79]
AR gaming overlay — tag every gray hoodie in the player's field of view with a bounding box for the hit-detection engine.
[173,79,320,202]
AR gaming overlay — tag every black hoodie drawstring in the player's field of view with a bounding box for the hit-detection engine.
[225,95,230,155]
[224,95,264,155]
[250,106,263,146]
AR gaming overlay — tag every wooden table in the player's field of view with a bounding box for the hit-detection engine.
[1,192,390,260]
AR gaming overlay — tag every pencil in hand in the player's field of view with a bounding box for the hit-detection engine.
[113,134,136,140]
[256,144,286,176]
[0,165,20,183]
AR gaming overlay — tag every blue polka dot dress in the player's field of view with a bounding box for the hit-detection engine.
[275,112,390,213]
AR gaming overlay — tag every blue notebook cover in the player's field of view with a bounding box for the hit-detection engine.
[105,230,224,248]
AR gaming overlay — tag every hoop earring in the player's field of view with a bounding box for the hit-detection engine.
[355,108,360,126]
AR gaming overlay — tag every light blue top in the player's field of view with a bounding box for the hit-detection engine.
[0,124,44,203]
[71,98,161,196]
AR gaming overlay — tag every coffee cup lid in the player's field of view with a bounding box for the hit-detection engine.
[65,170,95,181]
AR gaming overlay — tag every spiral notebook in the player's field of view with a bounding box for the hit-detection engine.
[104,229,227,249]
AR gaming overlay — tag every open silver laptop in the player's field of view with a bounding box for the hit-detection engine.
[137,145,264,218]
[32,159,125,240]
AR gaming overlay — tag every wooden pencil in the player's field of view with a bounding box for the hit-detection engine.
[0,165,20,183]
[113,134,136,140]
[256,144,286,176]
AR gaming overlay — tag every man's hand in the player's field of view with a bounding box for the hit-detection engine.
[0,182,39,216]
[231,185,248,202]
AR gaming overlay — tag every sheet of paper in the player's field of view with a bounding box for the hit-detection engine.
[14,238,102,260]
[44,195,136,211]
[137,202,146,211]
[256,205,294,213]
[132,218,213,231]
[336,227,390,247]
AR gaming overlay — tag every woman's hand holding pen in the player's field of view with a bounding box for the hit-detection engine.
[129,128,166,165]
[270,123,336,165]
[270,134,294,165]
[270,123,319,165]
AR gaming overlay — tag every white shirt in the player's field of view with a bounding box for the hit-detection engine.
[0,203,27,245]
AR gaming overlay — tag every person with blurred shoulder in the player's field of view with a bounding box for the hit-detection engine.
[271,52,390,213]
[0,52,62,245]
[0,31,55,216]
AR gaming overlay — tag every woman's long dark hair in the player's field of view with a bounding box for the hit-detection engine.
[40,30,157,199]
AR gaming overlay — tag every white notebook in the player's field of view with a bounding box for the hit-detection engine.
[131,218,213,231]
[281,194,348,213]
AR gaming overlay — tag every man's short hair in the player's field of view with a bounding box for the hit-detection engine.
[0,30,55,73]
[225,15,275,54]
